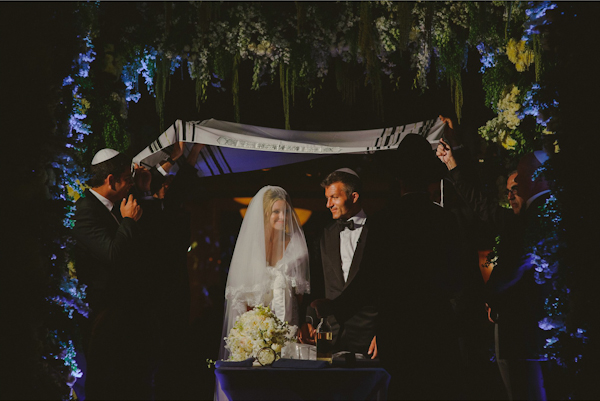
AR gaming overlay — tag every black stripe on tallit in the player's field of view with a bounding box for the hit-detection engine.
[217,146,233,173]
[140,160,153,169]
[374,127,386,148]
[384,129,393,147]
[200,150,215,176]
[388,125,398,147]
[206,145,225,175]
[423,119,434,136]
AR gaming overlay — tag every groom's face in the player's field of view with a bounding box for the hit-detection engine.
[325,182,357,220]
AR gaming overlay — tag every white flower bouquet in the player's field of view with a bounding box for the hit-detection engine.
[224,305,297,361]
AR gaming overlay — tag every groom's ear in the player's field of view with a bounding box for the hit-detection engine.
[107,173,116,189]
[351,191,359,204]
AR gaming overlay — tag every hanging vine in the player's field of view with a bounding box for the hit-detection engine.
[280,62,291,130]
[232,53,240,123]
[154,54,169,132]
[449,74,464,124]
[335,59,359,106]
[358,1,384,121]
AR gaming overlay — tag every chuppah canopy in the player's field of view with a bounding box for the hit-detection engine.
[132,117,446,177]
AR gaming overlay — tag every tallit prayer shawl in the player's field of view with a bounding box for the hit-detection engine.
[132,117,445,177]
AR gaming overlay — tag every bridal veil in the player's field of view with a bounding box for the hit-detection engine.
[219,185,310,360]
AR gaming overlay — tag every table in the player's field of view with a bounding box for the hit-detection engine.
[215,365,390,400]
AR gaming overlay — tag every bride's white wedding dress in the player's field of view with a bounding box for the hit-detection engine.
[224,258,302,331]
[266,258,302,326]
[218,186,310,361]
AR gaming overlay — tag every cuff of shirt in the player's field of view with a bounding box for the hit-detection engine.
[157,165,169,176]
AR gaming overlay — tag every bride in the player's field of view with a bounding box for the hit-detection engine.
[219,185,310,361]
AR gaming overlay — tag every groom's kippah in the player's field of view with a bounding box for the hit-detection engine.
[334,168,359,178]
[92,148,121,165]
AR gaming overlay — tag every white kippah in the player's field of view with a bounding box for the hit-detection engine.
[334,168,359,178]
[533,150,549,165]
[92,148,120,165]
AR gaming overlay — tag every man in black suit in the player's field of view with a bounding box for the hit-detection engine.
[373,134,464,399]
[73,148,157,400]
[313,136,464,399]
[135,142,205,399]
[437,117,553,400]
[300,168,378,359]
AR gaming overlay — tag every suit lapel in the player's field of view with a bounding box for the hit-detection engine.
[321,223,345,290]
[111,204,123,223]
[85,189,120,228]
[344,223,368,289]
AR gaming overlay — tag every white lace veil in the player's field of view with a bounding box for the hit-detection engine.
[219,185,310,360]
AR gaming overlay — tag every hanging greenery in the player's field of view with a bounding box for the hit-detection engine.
[154,54,169,132]
[79,2,558,132]
[233,53,241,123]
[280,62,291,130]
[358,1,384,120]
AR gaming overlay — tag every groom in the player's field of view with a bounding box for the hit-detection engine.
[300,168,378,359]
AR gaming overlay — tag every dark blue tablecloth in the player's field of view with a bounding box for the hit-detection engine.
[215,361,390,400]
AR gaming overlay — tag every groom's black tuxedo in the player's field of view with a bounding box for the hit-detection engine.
[309,217,378,356]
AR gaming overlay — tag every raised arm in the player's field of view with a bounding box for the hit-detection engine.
[436,116,513,231]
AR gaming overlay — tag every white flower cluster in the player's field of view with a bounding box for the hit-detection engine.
[478,85,523,150]
[224,304,297,361]
[375,15,399,54]
[408,2,470,90]
[497,85,522,130]
[122,47,158,103]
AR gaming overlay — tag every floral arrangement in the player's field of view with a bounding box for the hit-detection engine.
[506,38,535,72]
[224,305,297,361]
[478,85,524,151]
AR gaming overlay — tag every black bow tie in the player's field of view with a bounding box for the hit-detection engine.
[337,219,355,231]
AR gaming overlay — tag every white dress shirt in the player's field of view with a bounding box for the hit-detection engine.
[340,209,367,282]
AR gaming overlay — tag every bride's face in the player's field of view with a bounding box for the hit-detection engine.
[269,199,286,231]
